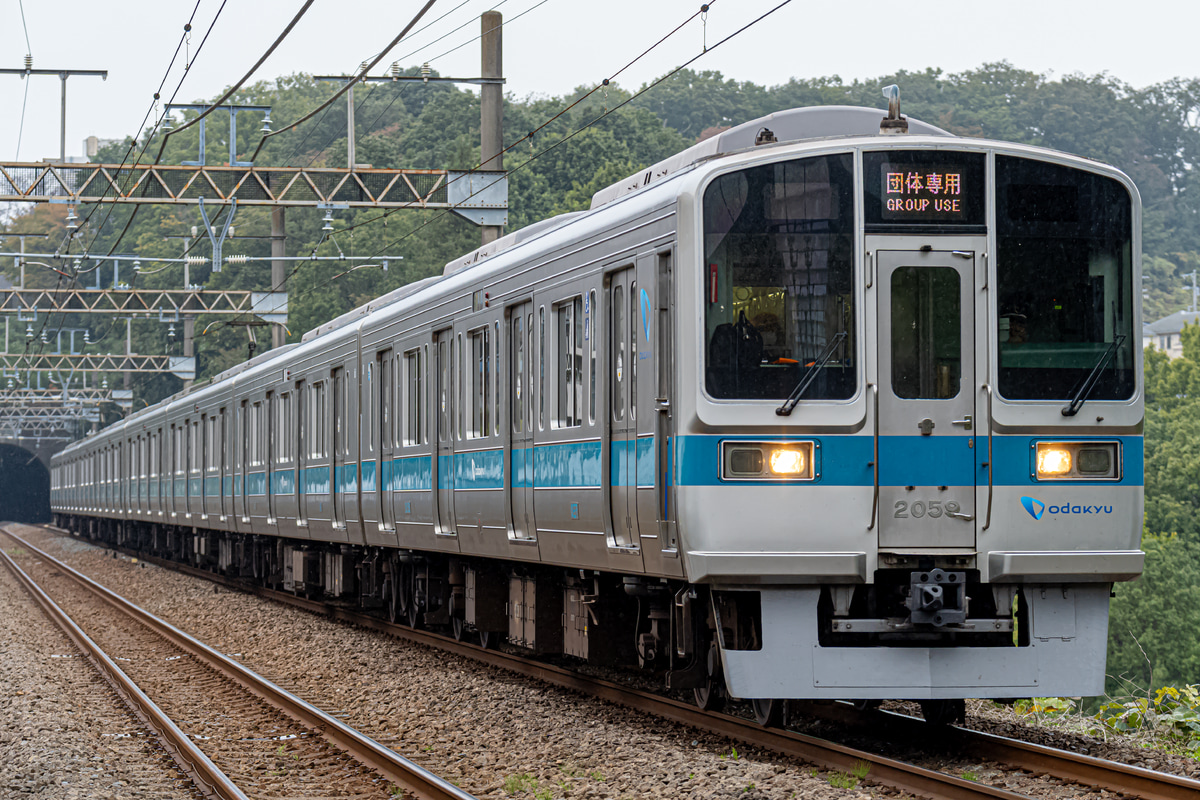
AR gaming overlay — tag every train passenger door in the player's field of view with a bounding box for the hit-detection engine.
[508,303,536,540]
[609,267,640,549]
[236,402,249,524]
[332,367,346,529]
[876,249,976,549]
[296,381,307,528]
[379,350,395,532]
[434,329,457,536]
[266,392,277,523]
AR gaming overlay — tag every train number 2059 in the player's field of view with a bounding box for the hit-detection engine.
[894,500,962,519]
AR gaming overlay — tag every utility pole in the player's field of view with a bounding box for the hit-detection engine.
[271,208,287,349]
[480,10,504,245]
[0,60,108,161]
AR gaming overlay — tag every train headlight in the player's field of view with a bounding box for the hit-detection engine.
[1033,441,1121,481]
[769,448,806,475]
[1036,446,1072,477]
[721,441,815,481]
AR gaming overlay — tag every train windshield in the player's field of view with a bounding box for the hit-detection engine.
[703,153,856,400]
[995,157,1135,401]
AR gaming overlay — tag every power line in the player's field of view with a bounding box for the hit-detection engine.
[247,0,440,163]
[154,0,318,157]
[202,0,738,338]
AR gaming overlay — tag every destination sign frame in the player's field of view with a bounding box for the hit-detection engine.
[863,150,986,229]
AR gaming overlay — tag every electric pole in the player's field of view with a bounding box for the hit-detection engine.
[1,61,107,161]
[480,10,504,245]
[271,208,287,349]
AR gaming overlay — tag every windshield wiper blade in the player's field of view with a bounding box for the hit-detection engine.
[1062,334,1126,417]
[776,331,848,416]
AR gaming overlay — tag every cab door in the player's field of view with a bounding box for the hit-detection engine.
[876,249,976,548]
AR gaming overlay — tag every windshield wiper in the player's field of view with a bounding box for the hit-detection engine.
[776,332,848,416]
[1061,334,1126,417]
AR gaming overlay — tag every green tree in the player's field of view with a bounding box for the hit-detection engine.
[1107,533,1200,692]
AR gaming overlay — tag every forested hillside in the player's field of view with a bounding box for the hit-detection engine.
[4,61,1199,697]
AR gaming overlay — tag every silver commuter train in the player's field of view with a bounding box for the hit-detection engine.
[51,102,1146,722]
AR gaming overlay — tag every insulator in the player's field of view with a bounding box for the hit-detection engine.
[185,256,207,266]
[39,329,47,344]
[25,323,34,339]
[260,112,272,134]
[24,54,32,71]
[390,62,402,78]
[226,254,248,265]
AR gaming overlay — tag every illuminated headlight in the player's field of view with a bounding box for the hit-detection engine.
[1034,441,1120,481]
[722,441,815,481]
[769,448,806,475]
[1036,447,1072,476]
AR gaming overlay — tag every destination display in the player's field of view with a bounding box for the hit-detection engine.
[881,164,968,221]
[863,151,986,228]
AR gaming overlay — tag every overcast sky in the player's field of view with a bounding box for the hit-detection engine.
[2,0,1198,162]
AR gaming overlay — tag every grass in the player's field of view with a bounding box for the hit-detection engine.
[503,773,537,795]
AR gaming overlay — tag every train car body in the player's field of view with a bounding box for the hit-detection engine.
[52,103,1145,714]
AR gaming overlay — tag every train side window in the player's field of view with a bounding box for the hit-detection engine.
[494,321,501,435]
[512,313,524,434]
[404,348,424,445]
[538,305,546,431]
[468,327,491,439]
[555,296,583,428]
[457,333,465,441]
[589,289,597,425]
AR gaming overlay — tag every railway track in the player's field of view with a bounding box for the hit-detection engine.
[29,523,1200,800]
[0,524,474,800]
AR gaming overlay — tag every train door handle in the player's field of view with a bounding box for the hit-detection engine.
[947,512,974,521]
[951,416,973,430]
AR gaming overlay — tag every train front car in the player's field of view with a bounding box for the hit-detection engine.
[671,108,1144,718]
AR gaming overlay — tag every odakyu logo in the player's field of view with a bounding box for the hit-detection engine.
[1021,496,1113,520]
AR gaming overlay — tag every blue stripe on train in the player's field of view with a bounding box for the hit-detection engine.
[673,434,1143,487]
[152,434,1142,500]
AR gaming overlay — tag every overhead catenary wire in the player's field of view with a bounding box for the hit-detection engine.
[205,0,791,341]
[247,0,441,163]
[296,0,719,246]
[29,0,212,366]
[302,0,552,169]
[203,0,725,339]
[286,0,482,168]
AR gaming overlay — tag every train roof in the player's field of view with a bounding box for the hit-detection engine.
[589,106,953,209]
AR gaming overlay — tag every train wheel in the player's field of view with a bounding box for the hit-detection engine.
[383,575,400,624]
[919,699,965,726]
[752,698,786,728]
[693,640,727,713]
[478,629,498,649]
[451,615,466,641]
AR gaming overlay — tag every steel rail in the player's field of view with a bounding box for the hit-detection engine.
[57,524,1200,800]
[0,532,248,800]
[63,531,1028,800]
[7,528,476,800]
[788,701,1200,800]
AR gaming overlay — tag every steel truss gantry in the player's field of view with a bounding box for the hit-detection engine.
[1,286,287,322]
[1,352,195,380]
[0,162,508,223]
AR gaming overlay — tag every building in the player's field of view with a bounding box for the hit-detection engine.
[1145,310,1200,358]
